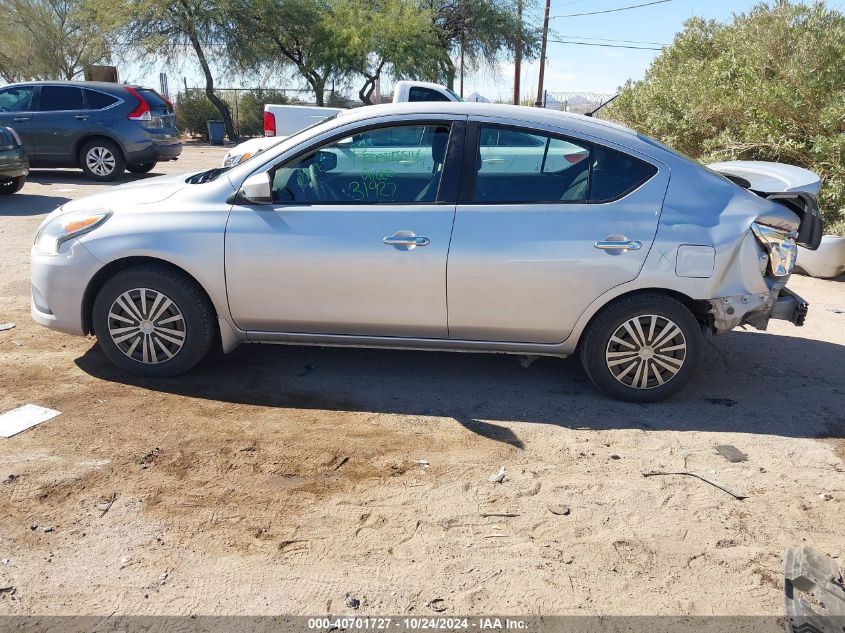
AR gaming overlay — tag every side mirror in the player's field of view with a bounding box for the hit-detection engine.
[239,172,272,204]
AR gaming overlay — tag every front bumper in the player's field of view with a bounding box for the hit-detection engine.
[0,147,29,179]
[708,287,809,333]
[31,239,102,336]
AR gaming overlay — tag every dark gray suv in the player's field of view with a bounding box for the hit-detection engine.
[0,81,182,181]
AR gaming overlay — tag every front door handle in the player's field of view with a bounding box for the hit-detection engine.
[594,239,642,251]
[75,115,90,121]
[383,232,430,251]
[13,117,30,122]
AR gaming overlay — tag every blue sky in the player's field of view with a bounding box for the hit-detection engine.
[126,0,845,102]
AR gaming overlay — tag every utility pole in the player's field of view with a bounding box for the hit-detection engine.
[513,0,522,105]
[460,39,465,98]
[535,0,551,107]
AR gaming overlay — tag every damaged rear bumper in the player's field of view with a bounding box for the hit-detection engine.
[708,287,808,333]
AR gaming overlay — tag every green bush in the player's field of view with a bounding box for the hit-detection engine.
[174,90,221,138]
[236,89,291,137]
[608,1,845,235]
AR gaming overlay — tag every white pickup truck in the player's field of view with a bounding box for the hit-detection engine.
[222,81,462,167]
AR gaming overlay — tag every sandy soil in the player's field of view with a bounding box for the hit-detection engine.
[0,146,843,616]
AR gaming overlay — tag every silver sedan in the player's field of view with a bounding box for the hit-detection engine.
[30,102,823,401]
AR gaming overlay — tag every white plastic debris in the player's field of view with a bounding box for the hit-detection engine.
[488,466,506,483]
[0,405,61,438]
[0,323,15,332]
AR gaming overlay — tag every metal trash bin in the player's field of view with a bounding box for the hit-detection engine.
[206,120,225,145]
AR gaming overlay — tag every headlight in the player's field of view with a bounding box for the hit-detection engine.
[33,210,111,256]
[223,152,252,167]
[751,222,798,277]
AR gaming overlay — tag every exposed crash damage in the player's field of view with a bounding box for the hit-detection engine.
[701,161,822,334]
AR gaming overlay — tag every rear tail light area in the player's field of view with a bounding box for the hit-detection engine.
[751,222,798,277]
[263,111,276,137]
[125,86,152,121]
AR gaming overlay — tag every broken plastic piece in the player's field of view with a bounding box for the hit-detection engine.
[784,544,845,633]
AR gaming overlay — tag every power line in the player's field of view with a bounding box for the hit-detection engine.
[552,34,670,46]
[551,0,674,19]
[548,39,664,50]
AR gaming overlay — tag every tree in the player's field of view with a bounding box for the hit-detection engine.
[88,0,238,141]
[335,0,443,104]
[227,0,350,107]
[608,0,845,235]
[426,0,539,89]
[0,0,109,82]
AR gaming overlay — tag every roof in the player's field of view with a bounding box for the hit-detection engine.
[3,80,148,91]
[329,101,646,151]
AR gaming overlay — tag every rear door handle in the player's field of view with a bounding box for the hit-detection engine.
[75,115,90,121]
[13,117,30,122]
[594,239,642,251]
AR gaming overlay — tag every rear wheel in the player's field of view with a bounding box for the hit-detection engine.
[127,162,156,174]
[579,294,703,402]
[92,265,215,377]
[0,175,25,194]
[80,139,125,181]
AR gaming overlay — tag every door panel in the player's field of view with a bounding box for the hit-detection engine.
[0,86,36,154]
[225,121,461,337]
[447,122,669,344]
[31,85,91,162]
[226,205,455,336]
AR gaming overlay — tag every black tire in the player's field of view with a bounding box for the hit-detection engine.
[127,162,157,174]
[79,138,125,181]
[92,265,216,377]
[579,293,704,402]
[0,175,25,194]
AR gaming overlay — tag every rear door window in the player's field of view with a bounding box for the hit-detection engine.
[85,90,119,110]
[38,86,85,111]
[472,124,656,204]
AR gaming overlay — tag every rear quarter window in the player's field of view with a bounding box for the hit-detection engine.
[589,146,657,201]
[85,90,119,110]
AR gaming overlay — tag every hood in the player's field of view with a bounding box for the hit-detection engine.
[59,172,194,213]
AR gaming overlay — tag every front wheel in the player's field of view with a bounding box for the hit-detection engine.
[579,294,704,402]
[0,175,25,194]
[92,265,215,377]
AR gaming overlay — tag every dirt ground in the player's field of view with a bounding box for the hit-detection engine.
[0,144,843,617]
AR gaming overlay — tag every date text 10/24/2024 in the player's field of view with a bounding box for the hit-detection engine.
[307,617,530,630]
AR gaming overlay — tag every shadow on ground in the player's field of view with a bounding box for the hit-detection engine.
[0,194,71,216]
[76,328,845,444]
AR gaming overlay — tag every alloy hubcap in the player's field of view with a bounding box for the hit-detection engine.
[107,288,186,364]
[605,314,687,389]
[86,147,116,176]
